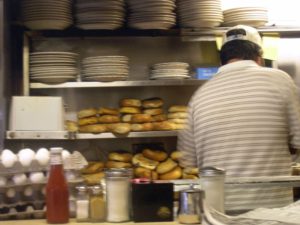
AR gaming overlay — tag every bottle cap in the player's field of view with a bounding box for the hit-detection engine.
[50,147,63,154]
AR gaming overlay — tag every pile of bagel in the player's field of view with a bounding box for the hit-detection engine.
[67,97,188,134]
[81,149,199,185]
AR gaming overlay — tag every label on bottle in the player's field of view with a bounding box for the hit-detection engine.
[50,154,63,165]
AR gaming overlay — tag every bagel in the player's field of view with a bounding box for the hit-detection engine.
[143,108,163,116]
[159,166,182,180]
[168,105,188,113]
[153,121,177,131]
[105,160,132,169]
[156,158,178,174]
[65,120,78,132]
[183,167,199,176]
[108,152,133,163]
[142,98,164,108]
[120,107,141,114]
[131,114,153,123]
[82,172,105,185]
[108,123,131,134]
[182,173,198,180]
[130,123,154,132]
[78,108,97,119]
[134,167,158,180]
[132,153,159,170]
[79,124,107,133]
[120,98,141,108]
[167,112,188,119]
[78,116,98,126]
[170,151,182,162]
[98,115,120,123]
[142,149,168,162]
[98,107,119,116]
[81,162,105,174]
[152,114,167,122]
[121,114,132,123]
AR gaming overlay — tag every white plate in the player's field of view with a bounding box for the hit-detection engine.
[150,75,190,80]
[24,19,72,30]
[82,76,127,82]
[129,21,175,29]
[82,56,128,63]
[76,23,123,30]
[31,76,76,84]
[222,20,267,27]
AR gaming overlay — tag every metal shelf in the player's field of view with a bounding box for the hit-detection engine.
[6,130,178,140]
[29,79,205,89]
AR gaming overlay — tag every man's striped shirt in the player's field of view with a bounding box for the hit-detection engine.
[178,60,300,212]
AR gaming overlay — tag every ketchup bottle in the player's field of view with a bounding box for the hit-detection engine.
[46,147,69,224]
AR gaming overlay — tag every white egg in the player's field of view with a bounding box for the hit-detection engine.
[0,176,7,187]
[12,173,27,185]
[29,172,45,183]
[62,149,71,161]
[18,148,35,167]
[1,149,18,168]
[6,188,16,198]
[35,148,50,166]
[23,186,33,197]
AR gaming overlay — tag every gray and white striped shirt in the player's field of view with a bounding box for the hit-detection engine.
[178,60,300,211]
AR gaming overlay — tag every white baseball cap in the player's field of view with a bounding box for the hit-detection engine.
[222,25,262,48]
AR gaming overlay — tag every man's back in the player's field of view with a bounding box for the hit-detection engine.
[178,60,300,211]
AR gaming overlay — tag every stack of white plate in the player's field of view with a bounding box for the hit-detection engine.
[21,0,72,30]
[75,0,125,30]
[177,0,223,28]
[30,52,78,84]
[81,56,129,82]
[150,62,190,80]
[127,0,176,30]
[223,7,268,27]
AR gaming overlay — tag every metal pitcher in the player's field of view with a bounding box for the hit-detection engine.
[178,184,204,224]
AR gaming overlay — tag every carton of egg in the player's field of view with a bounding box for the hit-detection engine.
[0,148,50,174]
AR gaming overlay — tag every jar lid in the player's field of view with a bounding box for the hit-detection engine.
[90,185,103,194]
[105,168,133,178]
[181,184,203,193]
[76,185,88,192]
[200,166,225,176]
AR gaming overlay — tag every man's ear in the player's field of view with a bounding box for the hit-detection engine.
[255,56,264,66]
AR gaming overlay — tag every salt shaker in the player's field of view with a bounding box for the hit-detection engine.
[105,168,132,222]
[200,167,225,213]
[76,186,90,222]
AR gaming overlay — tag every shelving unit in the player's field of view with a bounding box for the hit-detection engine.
[30,79,206,89]
[6,130,178,140]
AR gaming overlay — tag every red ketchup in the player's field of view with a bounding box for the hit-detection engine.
[46,147,69,224]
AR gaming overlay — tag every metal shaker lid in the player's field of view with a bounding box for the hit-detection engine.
[200,166,225,176]
[181,184,203,194]
[105,168,133,178]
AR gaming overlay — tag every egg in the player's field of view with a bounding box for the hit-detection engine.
[0,176,7,187]
[18,148,35,167]
[35,148,50,166]
[12,173,27,185]
[23,186,33,197]
[62,149,71,161]
[6,188,16,198]
[29,172,45,183]
[1,149,18,168]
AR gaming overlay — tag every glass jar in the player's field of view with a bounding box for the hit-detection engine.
[76,186,89,222]
[200,167,225,213]
[90,185,106,222]
[105,168,132,222]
